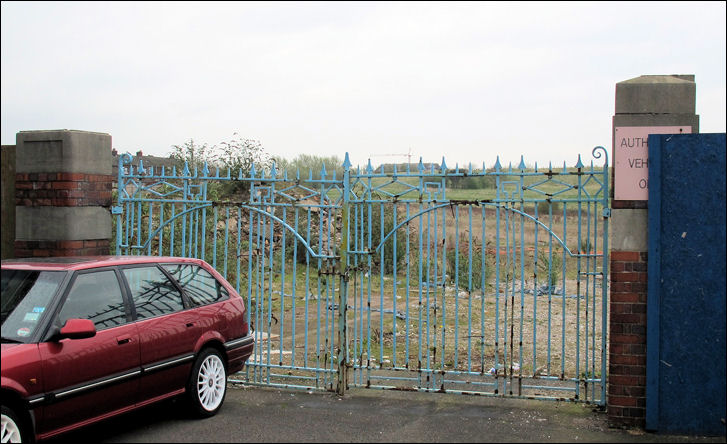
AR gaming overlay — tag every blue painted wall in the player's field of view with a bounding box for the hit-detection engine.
[646,133,726,435]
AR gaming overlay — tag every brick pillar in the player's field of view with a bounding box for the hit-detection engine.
[608,75,699,428]
[608,250,648,427]
[14,130,112,257]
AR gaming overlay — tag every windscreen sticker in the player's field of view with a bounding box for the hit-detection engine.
[24,312,40,322]
[32,307,46,313]
[17,328,31,337]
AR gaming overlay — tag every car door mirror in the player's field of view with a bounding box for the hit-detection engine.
[58,318,97,340]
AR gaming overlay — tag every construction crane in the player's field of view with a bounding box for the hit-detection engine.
[369,146,413,166]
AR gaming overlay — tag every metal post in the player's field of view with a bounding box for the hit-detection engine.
[337,153,352,395]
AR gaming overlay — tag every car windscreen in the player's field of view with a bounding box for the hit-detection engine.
[1,269,66,343]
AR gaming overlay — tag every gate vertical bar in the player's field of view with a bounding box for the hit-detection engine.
[115,153,127,254]
[337,154,352,395]
[597,146,610,406]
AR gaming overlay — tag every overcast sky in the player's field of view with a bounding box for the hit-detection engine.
[2,1,725,169]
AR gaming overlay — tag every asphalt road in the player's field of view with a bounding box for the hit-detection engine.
[48,384,724,443]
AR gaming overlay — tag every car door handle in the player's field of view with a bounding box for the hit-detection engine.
[116,335,132,345]
[186,322,195,328]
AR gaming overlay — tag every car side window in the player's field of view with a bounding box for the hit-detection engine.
[57,270,128,331]
[123,266,185,319]
[163,264,229,307]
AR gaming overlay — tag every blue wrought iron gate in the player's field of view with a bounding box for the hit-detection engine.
[115,147,610,405]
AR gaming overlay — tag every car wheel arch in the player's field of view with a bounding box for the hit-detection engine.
[1,388,26,412]
[195,340,228,370]
[1,388,35,440]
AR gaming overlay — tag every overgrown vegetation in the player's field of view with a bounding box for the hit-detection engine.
[446,237,493,291]
[272,153,345,180]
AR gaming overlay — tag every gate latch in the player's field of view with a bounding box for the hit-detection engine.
[111,206,123,215]
[602,208,611,218]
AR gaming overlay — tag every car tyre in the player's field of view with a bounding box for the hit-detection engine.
[186,348,227,418]
[1,405,33,443]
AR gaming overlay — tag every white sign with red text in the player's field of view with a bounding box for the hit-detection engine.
[614,126,691,200]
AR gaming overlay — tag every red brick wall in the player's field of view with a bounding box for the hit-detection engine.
[15,173,112,207]
[608,250,648,428]
[14,172,112,258]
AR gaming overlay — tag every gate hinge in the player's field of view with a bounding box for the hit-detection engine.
[602,208,611,218]
[111,206,123,215]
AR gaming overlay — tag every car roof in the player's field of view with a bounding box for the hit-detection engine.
[1,255,206,271]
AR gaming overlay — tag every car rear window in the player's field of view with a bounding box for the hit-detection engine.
[123,266,185,318]
[162,264,229,307]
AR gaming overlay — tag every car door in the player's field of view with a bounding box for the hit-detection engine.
[121,264,203,402]
[37,268,140,436]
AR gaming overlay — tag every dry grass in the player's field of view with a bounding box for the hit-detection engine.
[241,204,608,401]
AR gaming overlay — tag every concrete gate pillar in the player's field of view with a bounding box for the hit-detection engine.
[1,144,16,259]
[608,75,699,428]
[14,130,113,257]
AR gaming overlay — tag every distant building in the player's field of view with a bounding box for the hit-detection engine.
[111,149,178,182]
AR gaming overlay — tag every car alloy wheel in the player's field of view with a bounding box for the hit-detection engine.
[1,407,25,443]
[189,348,227,416]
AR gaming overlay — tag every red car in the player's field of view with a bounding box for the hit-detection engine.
[1,256,254,443]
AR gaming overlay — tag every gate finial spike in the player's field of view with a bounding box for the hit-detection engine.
[270,161,277,178]
[182,161,190,177]
[518,155,526,171]
[366,159,374,174]
[575,154,584,169]
[320,162,327,178]
[296,167,301,180]
[343,152,351,170]
[202,162,210,177]
[250,162,256,178]
[494,156,502,171]
[418,157,424,172]
[562,161,568,174]
[393,163,398,174]
[138,158,146,175]
[441,157,447,173]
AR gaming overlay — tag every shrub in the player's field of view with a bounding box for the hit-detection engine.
[446,238,492,291]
